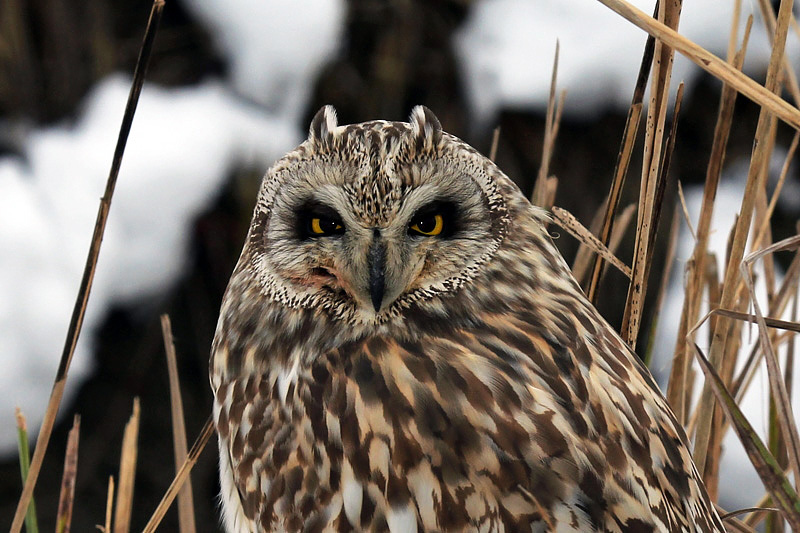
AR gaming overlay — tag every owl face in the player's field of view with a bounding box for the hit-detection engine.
[246,106,509,323]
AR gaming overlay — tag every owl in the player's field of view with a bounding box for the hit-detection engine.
[210,106,725,532]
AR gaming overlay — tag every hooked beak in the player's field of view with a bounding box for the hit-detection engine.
[368,231,386,312]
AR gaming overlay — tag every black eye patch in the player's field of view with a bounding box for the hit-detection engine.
[408,201,459,238]
[296,202,346,239]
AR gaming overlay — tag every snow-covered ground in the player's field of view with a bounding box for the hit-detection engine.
[2,0,798,515]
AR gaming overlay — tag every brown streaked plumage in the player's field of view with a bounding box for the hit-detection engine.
[210,106,725,532]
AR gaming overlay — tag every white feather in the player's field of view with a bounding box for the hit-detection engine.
[217,437,253,533]
[276,358,300,404]
[386,504,418,533]
[341,461,363,526]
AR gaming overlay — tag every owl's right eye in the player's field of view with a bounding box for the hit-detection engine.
[309,216,344,236]
[297,203,346,239]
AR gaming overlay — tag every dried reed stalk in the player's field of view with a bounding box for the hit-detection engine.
[551,206,632,278]
[692,0,795,476]
[633,82,684,350]
[587,3,657,304]
[574,203,636,286]
[532,42,565,210]
[756,0,800,105]
[621,0,682,347]
[731,248,800,401]
[9,3,164,531]
[693,342,800,529]
[56,415,80,533]
[753,132,800,249]
[573,198,611,284]
[104,476,115,533]
[720,507,772,532]
[596,0,800,130]
[741,237,800,486]
[642,204,681,366]
[114,399,140,533]
[15,408,38,533]
[674,13,755,475]
[161,314,198,533]
[488,126,501,162]
[675,180,695,238]
[141,418,215,533]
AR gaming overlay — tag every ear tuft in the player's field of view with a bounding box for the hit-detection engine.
[409,105,443,151]
[308,105,338,144]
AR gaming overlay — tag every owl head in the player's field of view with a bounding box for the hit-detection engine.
[240,105,531,324]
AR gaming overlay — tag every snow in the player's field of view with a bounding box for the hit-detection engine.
[181,0,345,121]
[455,0,786,122]
[0,77,298,451]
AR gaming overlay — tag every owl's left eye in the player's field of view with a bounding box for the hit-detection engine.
[409,214,444,236]
[408,201,457,238]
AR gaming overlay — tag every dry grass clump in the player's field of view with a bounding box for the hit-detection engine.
[551,0,800,530]
[10,0,800,531]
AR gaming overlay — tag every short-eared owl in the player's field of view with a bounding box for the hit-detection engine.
[210,106,724,532]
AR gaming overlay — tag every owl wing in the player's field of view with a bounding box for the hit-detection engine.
[307,307,725,532]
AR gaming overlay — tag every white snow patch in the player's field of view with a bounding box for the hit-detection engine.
[455,0,794,122]
[181,0,345,122]
[0,76,297,452]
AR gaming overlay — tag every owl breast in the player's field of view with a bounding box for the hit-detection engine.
[213,299,715,533]
[214,337,562,532]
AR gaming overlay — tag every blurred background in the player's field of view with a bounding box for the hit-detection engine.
[1,0,799,530]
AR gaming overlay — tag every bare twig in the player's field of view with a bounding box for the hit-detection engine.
[141,417,215,533]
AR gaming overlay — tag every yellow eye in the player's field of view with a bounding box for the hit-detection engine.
[410,214,444,236]
[310,217,343,235]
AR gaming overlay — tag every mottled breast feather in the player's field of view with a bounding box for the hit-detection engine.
[210,106,726,532]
